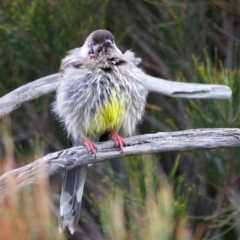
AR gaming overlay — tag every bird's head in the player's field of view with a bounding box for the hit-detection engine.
[83,29,122,57]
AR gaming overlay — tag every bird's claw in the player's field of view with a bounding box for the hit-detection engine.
[111,131,126,152]
[84,138,97,155]
[89,53,96,58]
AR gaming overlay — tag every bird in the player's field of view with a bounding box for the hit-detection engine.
[53,29,148,234]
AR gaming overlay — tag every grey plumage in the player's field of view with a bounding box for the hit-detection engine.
[59,164,86,234]
[53,29,148,234]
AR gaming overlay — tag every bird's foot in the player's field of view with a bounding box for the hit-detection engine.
[84,138,97,154]
[110,131,126,152]
[89,53,96,58]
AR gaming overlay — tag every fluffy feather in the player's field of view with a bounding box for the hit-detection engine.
[53,29,148,234]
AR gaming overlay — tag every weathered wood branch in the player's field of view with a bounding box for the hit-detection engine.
[1,128,240,199]
[146,75,232,99]
[0,74,59,118]
[0,73,232,119]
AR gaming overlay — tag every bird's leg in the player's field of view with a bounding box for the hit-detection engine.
[110,131,126,151]
[83,137,97,154]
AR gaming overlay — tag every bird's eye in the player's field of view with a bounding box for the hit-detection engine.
[92,42,96,46]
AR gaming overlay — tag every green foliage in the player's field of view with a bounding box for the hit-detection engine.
[183,59,240,238]
[0,0,108,83]
[97,157,191,240]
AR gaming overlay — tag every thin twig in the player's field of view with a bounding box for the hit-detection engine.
[0,128,240,199]
[207,18,240,45]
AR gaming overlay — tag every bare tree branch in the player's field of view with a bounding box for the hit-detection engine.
[1,128,240,200]
[146,75,232,99]
[0,73,232,119]
[0,74,59,119]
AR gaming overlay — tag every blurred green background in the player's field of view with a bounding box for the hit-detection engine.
[0,0,240,239]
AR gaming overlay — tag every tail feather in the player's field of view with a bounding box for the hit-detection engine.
[59,165,87,234]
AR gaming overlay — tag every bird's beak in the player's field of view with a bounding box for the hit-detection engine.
[103,39,112,47]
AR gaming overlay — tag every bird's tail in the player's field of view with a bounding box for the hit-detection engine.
[58,165,87,234]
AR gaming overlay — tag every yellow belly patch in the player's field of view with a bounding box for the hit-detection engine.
[87,91,125,136]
